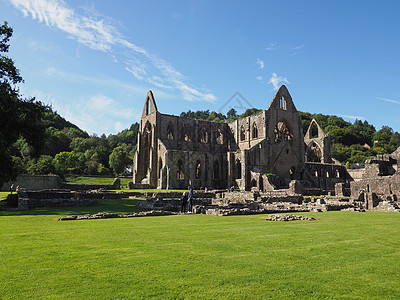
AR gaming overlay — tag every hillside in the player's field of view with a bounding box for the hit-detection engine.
[11,107,139,177]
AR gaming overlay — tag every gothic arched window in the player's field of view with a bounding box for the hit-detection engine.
[167,123,174,140]
[195,161,201,179]
[240,125,246,141]
[252,122,258,139]
[274,121,293,142]
[199,127,208,143]
[177,159,184,179]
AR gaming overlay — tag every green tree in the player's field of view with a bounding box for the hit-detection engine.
[53,151,80,177]
[0,21,47,186]
[373,126,393,148]
[28,155,55,175]
[226,108,238,121]
[109,146,130,175]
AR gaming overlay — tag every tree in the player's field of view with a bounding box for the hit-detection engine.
[53,151,80,177]
[0,21,47,186]
[226,108,238,121]
[109,146,130,175]
[28,155,55,175]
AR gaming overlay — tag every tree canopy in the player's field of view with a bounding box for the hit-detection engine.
[0,21,47,186]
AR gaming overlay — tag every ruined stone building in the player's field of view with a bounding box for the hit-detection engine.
[133,85,351,192]
[350,146,400,209]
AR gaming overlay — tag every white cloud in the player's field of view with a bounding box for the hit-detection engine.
[268,73,289,90]
[377,97,400,105]
[265,42,277,51]
[338,114,366,121]
[89,94,134,119]
[293,44,305,50]
[255,76,263,81]
[9,0,216,103]
[256,58,264,69]
[114,121,125,132]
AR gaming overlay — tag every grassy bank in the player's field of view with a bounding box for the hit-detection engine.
[65,176,132,189]
[1,204,400,299]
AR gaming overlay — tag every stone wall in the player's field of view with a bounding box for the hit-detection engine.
[347,169,364,181]
[17,190,98,210]
[1,175,62,191]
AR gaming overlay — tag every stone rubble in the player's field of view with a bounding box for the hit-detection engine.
[58,210,177,221]
[265,214,316,221]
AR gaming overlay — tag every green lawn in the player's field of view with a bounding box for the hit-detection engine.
[1,203,400,299]
[0,191,9,200]
[65,176,132,189]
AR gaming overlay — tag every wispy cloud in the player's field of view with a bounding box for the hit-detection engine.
[255,76,263,81]
[23,87,141,134]
[9,0,216,102]
[338,114,366,121]
[268,73,289,90]
[256,58,264,69]
[293,44,305,50]
[377,97,400,105]
[265,42,277,51]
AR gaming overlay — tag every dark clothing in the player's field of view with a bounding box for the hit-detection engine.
[181,194,188,212]
[187,188,194,212]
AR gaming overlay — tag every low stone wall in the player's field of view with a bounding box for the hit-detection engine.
[17,190,98,210]
[1,175,62,191]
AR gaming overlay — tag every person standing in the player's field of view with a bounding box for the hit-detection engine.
[187,186,193,213]
[180,192,188,213]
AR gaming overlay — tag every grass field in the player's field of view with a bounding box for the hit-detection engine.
[65,176,132,189]
[1,200,400,299]
[65,176,186,192]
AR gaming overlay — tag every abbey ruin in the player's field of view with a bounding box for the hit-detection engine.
[133,85,352,194]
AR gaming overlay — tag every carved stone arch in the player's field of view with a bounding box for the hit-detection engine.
[306,141,322,163]
[235,159,242,179]
[177,159,185,179]
[306,119,325,139]
[199,127,208,143]
[279,95,287,110]
[142,90,158,117]
[195,160,201,179]
[182,124,192,142]
[167,122,174,140]
[240,125,246,141]
[309,121,319,138]
[216,128,223,144]
[143,121,152,172]
[274,120,293,142]
[252,122,258,139]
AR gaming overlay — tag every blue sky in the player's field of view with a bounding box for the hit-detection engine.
[1,0,400,135]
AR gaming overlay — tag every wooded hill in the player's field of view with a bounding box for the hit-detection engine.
[10,107,139,178]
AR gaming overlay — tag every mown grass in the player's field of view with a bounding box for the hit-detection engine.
[65,176,132,189]
[1,203,400,299]
[0,191,9,200]
[65,176,186,192]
